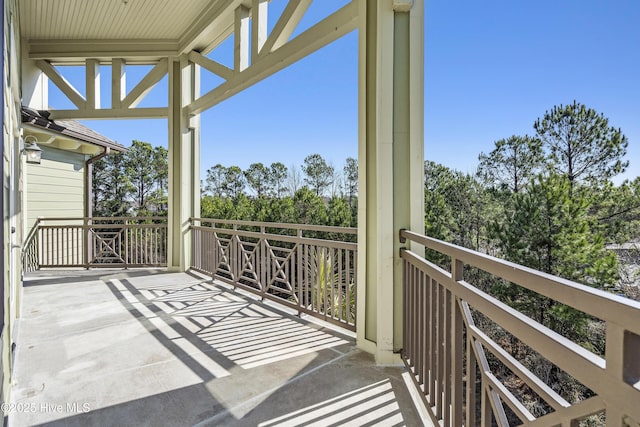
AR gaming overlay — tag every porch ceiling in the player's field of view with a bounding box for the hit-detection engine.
[20,0,249,62]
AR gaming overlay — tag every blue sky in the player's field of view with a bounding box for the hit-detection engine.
[49,1,640,184]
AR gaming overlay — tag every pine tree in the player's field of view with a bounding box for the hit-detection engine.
[534,101,628,191]
[477,135,544,193]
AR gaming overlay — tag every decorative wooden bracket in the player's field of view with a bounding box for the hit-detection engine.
[36,58,169,120]
[184,0,358,116]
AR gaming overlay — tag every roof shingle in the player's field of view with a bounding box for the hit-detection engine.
[21,107,127,153]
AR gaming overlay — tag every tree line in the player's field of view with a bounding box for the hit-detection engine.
[201,154,358,227]
[91,103,639,292]
[92,147,359,228]
[92,140,168,217]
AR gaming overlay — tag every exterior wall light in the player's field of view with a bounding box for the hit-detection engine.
[23,135,43,164]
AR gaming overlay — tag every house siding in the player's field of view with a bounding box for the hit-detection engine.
[26,146,86,229]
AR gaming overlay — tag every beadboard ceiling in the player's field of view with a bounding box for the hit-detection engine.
[20,0,248,60]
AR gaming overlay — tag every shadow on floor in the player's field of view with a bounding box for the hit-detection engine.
[12,270,422,426]
[23,268,169,287]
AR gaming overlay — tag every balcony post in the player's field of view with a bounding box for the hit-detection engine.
[167,57,200,271]
[357,0,424,363]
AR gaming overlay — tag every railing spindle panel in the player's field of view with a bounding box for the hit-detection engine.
[187,219,356,331]
[28,218,167,269]
[401,228,640,426]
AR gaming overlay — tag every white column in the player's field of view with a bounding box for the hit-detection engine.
[21,44,48,110]
[357,0,424,364]
[168,57,200,271]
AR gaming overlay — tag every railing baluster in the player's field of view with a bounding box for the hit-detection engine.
[407,264,413,367]
[443,287,451,426]
[56,226,60,265]
[347,248,352,324]
[424,272,431,392]
[418,265,424,386]
[403,260,408,362]
[201,228,205,272]
[451,259,464,426]
[429,277,436,403]
[337,248,343,322]
[212,230,218,277]
[83,218,88,267]
[201,228,206,273]
[63,227,66,264]
[198,228,203,272]
[260,226,267,295]
[49,227,53,266]
[435,280,443,418]
[466,319,477,427]
[46,227,50,266]
[297,240,303,315]
[481,385,491,427]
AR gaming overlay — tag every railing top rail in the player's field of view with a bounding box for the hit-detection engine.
[38,224,167,230]
[36,216,167,223]
[400,228,640,331]
[191,224,357,250]
[190,217,357,235]
[89,216,167,221]
[24,218,41,243]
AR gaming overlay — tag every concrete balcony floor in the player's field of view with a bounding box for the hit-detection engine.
[10,269,425,426]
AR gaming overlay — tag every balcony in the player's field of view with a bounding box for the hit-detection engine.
[10,1,639,425]
[12,269,423,426]
[16,217,640,426]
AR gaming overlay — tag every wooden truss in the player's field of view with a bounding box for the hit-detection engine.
[37,58,169,120]
[35,0,358,120]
